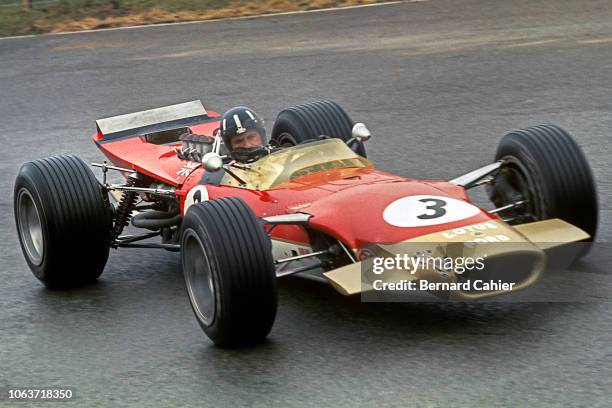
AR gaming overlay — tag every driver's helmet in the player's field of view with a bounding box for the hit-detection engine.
[219,106,268,163]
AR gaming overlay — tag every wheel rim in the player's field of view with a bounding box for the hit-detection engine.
[183,230,216,326]
[17,188,45,266]
[490,158,540,223]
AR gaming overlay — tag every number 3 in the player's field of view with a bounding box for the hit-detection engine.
[383,194,481,227]
[417,198,447,219]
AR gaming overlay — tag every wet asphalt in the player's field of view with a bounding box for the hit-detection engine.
[1,0,611,406]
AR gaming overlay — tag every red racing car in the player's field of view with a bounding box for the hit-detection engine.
[14,100,598,346]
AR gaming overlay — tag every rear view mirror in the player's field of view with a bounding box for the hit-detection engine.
[202,153,223,172]
[352,123,371,142]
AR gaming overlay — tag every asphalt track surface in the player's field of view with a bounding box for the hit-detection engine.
[1,0,611,406]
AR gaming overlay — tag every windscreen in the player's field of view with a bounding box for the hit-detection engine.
[220,138,371,190]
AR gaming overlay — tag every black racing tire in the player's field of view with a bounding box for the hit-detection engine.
[180,197,277,347]
[491,125,598,253]
[13,155,113,287]
[271,100,367,157]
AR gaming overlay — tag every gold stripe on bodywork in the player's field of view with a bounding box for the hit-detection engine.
[513,219,589,250]
[324,262,366,296]
[323,218,589,298]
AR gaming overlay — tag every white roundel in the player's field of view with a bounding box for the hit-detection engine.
[383,195,481,227]
[184,186,209,215]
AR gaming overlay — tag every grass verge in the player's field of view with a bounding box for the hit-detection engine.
[0,0,389,37]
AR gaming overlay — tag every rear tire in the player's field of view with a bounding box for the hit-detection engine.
[180,197,277,347]
[271,100,367,157]
[490,125,598,255]
[14,155,112,287]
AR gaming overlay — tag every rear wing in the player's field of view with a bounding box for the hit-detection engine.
[95,100,212,142]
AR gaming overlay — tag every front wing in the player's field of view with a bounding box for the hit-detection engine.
[323,218,589,300]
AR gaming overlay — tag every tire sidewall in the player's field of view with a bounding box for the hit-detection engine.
[272,116,306,146]
[496,150,549,220]
[14,167,52,281]
[181,225,225,339]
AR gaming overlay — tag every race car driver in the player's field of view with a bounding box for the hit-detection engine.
[219,106,271,163]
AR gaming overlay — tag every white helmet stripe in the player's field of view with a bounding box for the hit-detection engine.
[245,110,255,120]
[233,114,245,132]
[222,118,226,131]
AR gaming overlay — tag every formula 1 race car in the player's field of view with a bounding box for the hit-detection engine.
[14,100,598,346]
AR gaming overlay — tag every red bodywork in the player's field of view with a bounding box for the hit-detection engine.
[94,115,497,250]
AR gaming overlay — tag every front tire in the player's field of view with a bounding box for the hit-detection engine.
[14,155,112,287]
[180,197,278,347]
[490,125,598,254]
[271,100,367,157]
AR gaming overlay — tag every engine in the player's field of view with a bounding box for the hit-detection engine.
[176,130,215,162]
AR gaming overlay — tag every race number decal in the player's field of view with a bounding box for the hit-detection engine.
[383,195,481,227]
[184,186,209,215]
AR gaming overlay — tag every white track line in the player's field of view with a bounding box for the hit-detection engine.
[0,1,425,41]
